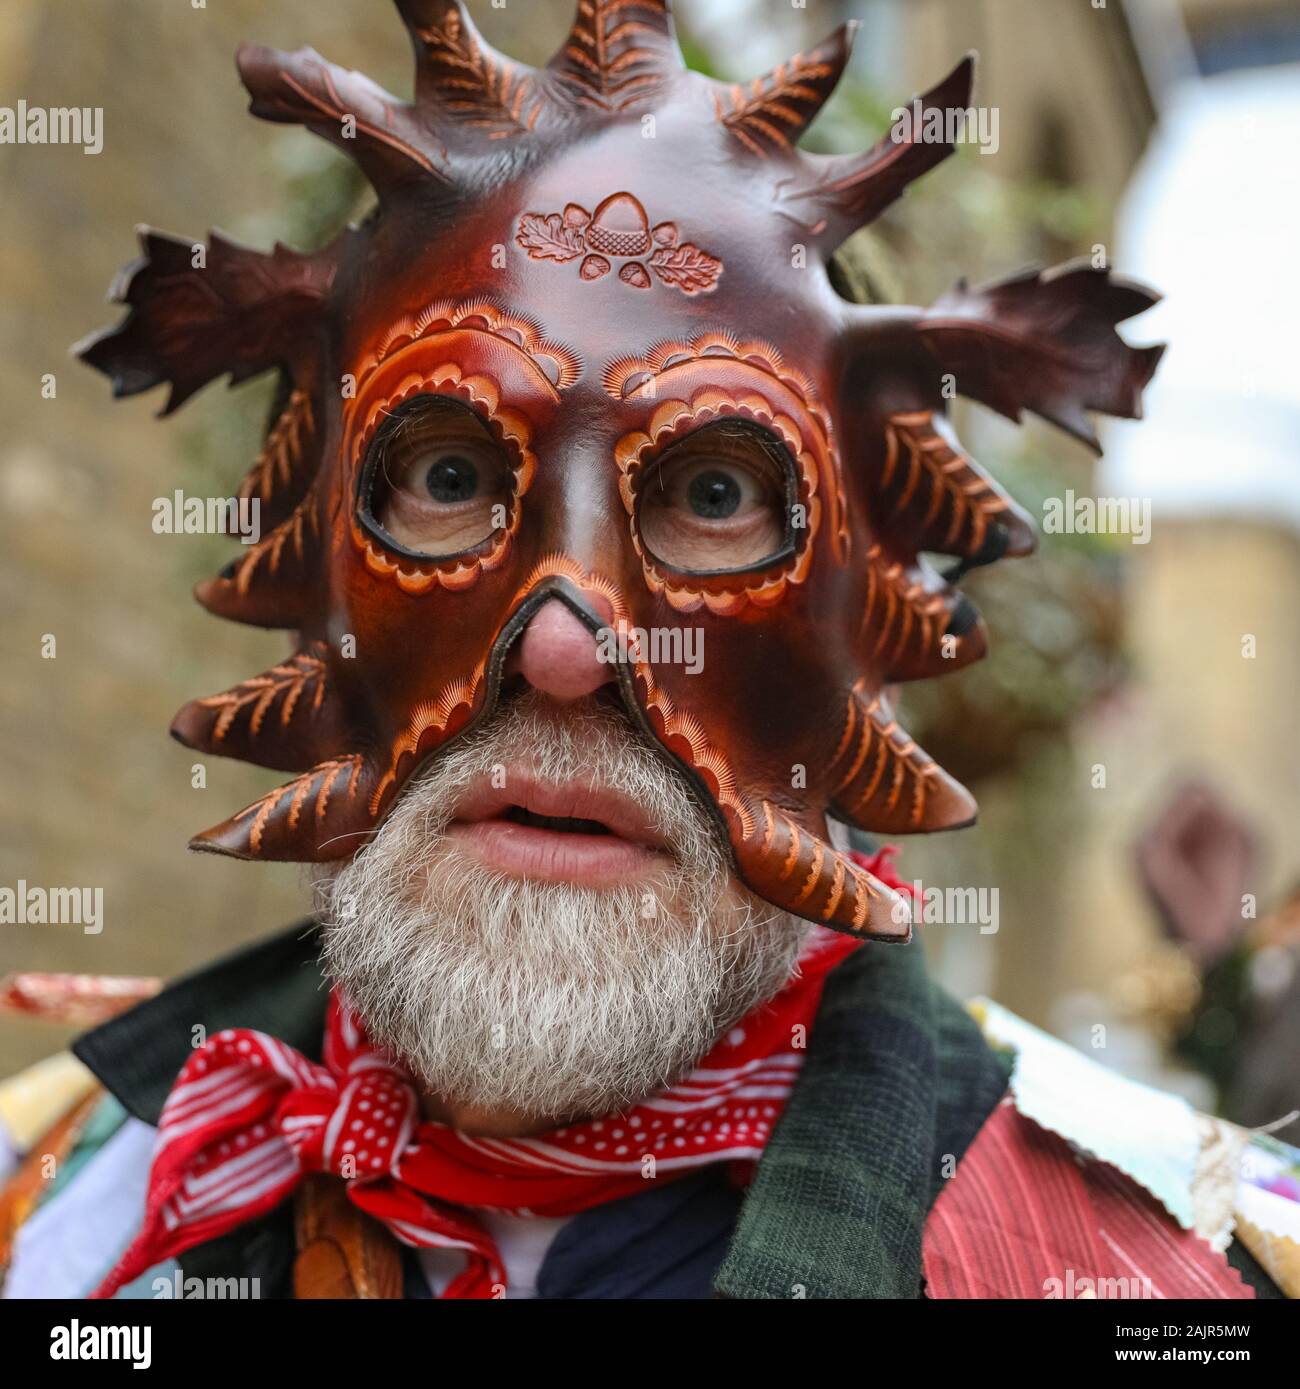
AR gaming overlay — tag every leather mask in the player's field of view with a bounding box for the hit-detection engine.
[78,0,1163,941]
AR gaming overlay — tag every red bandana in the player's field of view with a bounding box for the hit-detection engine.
[93,854,905,1300]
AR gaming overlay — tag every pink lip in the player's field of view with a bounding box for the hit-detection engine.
[443,770,671,887]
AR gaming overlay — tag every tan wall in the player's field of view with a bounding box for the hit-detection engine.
[1060,522,1300,1000]
[906,0,1153,200]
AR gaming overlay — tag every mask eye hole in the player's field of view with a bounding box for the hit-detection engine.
[636,420,795,574]
[360,396,513,559]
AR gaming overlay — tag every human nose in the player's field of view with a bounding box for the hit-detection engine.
[507,598,615,700]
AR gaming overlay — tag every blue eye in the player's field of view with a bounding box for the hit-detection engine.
[424,455,479,504]
[687,469,742,519]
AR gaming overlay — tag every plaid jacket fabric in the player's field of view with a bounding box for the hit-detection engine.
[715,932,1011,1297]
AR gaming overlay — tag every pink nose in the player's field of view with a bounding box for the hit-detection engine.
[509,599,614,701]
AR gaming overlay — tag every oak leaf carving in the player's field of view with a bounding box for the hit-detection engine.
[649,243,722,294]
[515,212,585,263]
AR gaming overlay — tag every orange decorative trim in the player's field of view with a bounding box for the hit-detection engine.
[238,388,314,510]
[831,684,944,830]
[632,658,754,838]
[614,390,820,614]
[232,754,365,855]
[414,11,541,138]
[882,410,1016,557]
[513,551,631,627]
[550,0,675,114]
[861,543,948,671]
[606,330,848,568]
[371,553,634,816]
[361,298,580,392]
[343,300,582,597]
[347,364,537,596]
[370,655,490,815]
[603,330,824,422]
[713,50,840,156]
[195,644,328,743]
[743,797,898,936]
[227,490,321,598]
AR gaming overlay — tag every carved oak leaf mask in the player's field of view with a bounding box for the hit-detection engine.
[77,0,1164,942]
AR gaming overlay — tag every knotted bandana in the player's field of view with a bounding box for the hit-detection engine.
[92,859,905,1300]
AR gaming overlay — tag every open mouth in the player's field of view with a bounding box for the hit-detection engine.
[500,806,614,837]
[443,770,672,886]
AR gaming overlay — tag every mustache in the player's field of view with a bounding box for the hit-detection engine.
[381,687,726,867]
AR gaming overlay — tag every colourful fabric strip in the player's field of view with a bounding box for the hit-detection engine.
[922,1103,1253,1300]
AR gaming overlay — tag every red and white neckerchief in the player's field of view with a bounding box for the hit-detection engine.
[93,853,905,1300]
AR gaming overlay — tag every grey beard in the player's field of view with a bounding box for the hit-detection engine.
[314,692,807,1123]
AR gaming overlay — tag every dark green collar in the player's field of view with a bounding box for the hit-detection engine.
[73,921,1008,1299]
[73,921,328,1125]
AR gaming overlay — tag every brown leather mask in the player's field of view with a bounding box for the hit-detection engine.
[79,0,1163,941]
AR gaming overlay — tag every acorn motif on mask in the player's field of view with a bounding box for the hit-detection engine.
[516,189,722,295]
[585,192,651,257]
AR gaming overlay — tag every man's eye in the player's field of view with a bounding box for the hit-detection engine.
[638,424,791,573]
[423,454,480,505]
[686,468,742,520]
[363,398,512,557]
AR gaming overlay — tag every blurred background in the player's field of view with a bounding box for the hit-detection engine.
[1,0,1297,1125]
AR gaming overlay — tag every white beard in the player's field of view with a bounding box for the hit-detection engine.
[314,692,807,1122]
